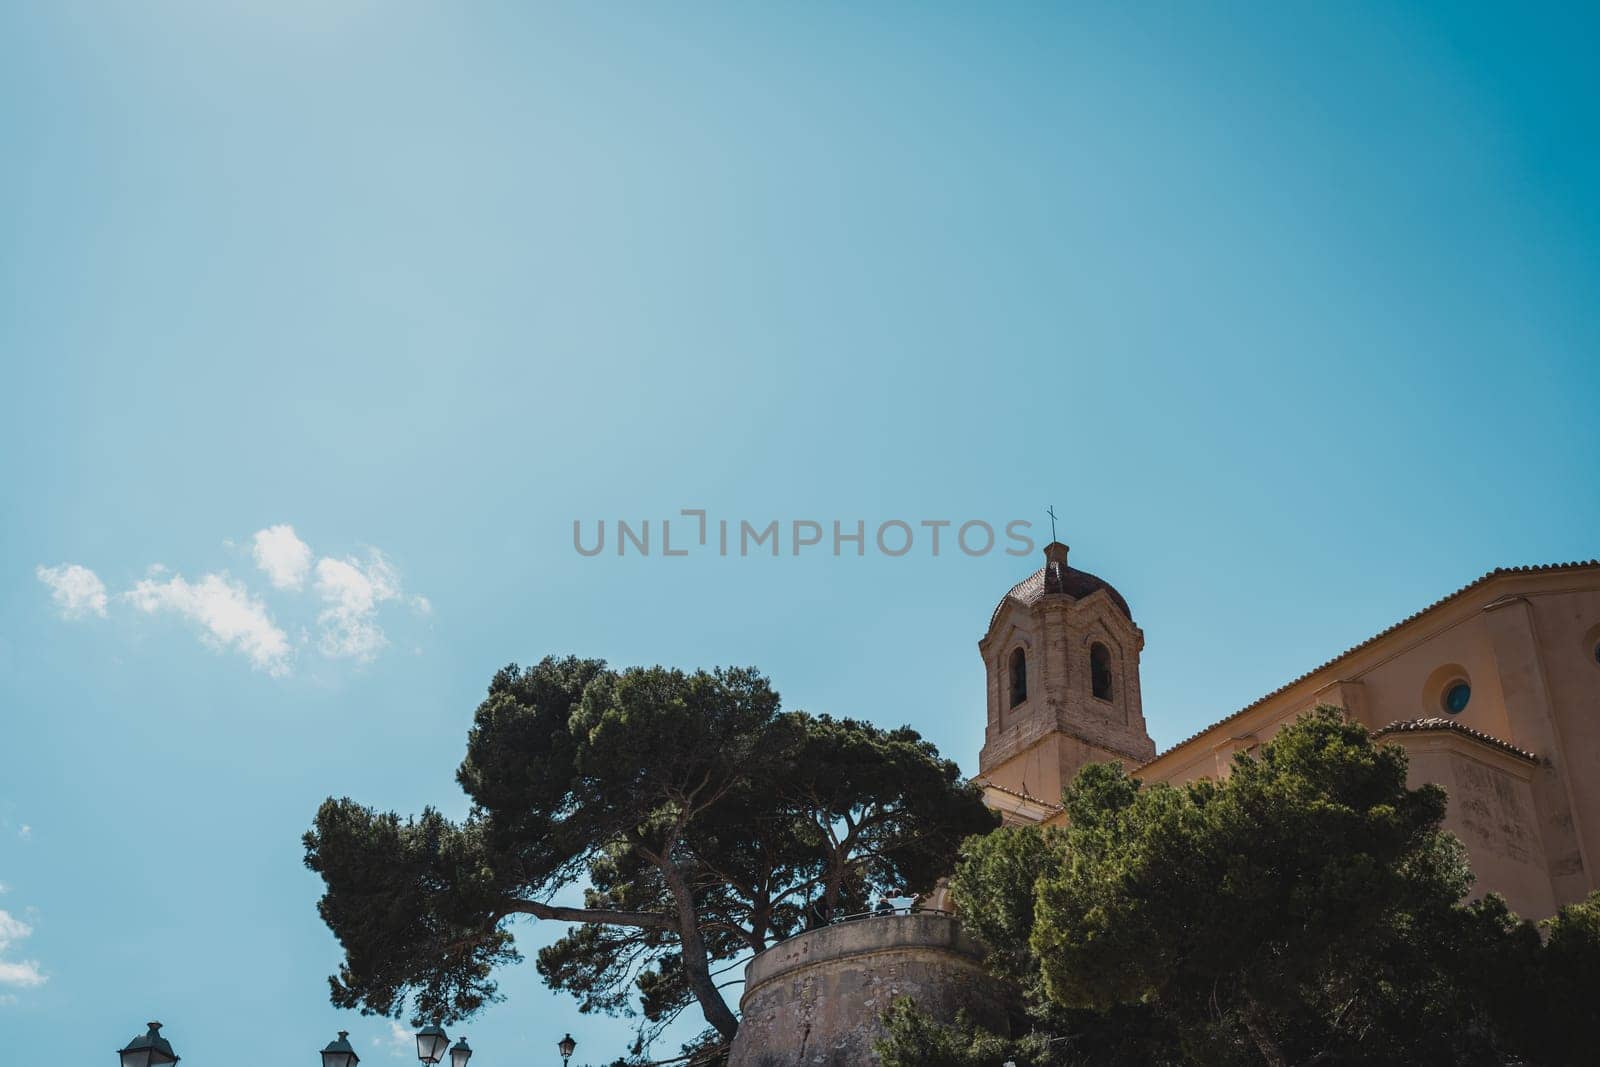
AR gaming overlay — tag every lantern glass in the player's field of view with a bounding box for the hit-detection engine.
[558,1033,577,1058]
[121,1053,151,1067]
[449,1038,472,1067]
[416,1026,450,1065]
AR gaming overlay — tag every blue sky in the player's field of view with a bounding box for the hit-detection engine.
[2,2,1597,1063]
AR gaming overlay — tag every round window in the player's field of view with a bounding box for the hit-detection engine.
[1443,682,1471,715]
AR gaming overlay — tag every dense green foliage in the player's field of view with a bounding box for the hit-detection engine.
[304,655,994,1049]
[876,1000,1026,1066]
[879,708,1600,1067]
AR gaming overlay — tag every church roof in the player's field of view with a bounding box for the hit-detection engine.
[1375,717,1538,763]
[1146,560,1600,763]
[974,777,1059,806]
[989,559,1132,631]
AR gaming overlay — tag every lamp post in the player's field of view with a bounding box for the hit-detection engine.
[557,1033,576,1066]
[415,1024,451,1066]
[118,1022,180,1067]
[321,1031,361,1067]
[449,1037,472,1067]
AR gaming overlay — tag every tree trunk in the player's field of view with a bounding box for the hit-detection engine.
[1240,991,1288,1067]
[660,859,741,1040]
[819,822,862,920]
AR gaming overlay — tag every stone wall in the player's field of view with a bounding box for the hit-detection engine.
[728,913,1005,1067]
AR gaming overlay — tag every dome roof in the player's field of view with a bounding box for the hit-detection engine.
[988,545,1132,631]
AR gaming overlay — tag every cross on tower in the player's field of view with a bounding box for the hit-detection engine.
[1046,504,1059,543]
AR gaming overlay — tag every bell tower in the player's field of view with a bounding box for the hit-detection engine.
[977,542,1155,807]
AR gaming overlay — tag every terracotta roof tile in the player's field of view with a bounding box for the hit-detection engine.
[1145,560,1599,764]
[989,562,1132,631]
[972,777,1063,810]
[1375,717,1538,762]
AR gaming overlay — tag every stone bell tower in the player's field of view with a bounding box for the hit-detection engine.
[977,542,1156,807]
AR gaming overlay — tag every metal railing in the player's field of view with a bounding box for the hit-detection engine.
[747,902,956,958]
[814,902,952,924]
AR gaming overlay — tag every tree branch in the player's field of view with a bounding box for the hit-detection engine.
[1239,990,1288,1067]
[503,900,676,931]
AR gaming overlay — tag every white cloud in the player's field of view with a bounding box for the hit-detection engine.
[0,909,45,991]
[314,552,401,660]
[37,528,426,675]
[252,524,314,591]
[375,1020,413,1058]
[127,572,292,675]
[14,827,27,842]
[0,960,45,989]
[35,563,108,619]
[0,911,30,953]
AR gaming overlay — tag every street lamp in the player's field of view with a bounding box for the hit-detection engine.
[321,1030,361,1067]
[118,1022,180,1067]
[416,1024,450,1065]
[449,1037,472,1067]
[557,1033,576,1066]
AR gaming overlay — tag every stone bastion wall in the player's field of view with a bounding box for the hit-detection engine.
[728,912,1006,1067]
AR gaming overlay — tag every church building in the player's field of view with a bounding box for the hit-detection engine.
[730,545,1600,1064]
[975,543,1600,921]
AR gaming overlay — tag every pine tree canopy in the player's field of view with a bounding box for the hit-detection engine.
[303,655,996,1047]
[879,708,1600,1067]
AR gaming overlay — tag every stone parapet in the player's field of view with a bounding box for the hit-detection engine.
[729,913,1005,1067]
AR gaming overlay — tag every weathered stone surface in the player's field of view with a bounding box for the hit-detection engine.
[729,913,1006,1067]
